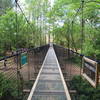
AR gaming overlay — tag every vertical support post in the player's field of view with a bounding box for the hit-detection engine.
[81,0,84,54]
[45,35,46,44]
[16,52,20,97]
[19,53,21,69]
[15,0,20,98]
[27,51,30,81]
[15,0,18,48]
[49,34,50,43]
[71,21,77,52]
[80,0,84,75]
[96,63,100,87]
[71,21,73,50]
[80,0,84,86]
[33,50,36,78]
[4,59,7,70]
[67,21,70,59]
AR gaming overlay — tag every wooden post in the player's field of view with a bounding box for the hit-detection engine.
[96,63,100,86]
[82,56,99,88]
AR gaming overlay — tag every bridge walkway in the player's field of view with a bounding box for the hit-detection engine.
[27,46,71,100]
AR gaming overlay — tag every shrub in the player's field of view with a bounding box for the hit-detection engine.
[70,75,100,100]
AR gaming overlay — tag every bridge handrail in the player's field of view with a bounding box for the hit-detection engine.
[53,44,100,64]
[0,44,50,61]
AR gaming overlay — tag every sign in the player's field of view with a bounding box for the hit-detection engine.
[82,56,99,87]
[21,52,27,66]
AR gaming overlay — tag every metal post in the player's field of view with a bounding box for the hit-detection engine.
[81,0,84,72]
[15,0,20,98]
[81,0,84,53]
[27,51,30,81]
[80,0,84,86]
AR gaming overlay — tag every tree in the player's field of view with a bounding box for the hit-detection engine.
[0,0,13,15]
[47,0,100,59]
[0,9,36,55]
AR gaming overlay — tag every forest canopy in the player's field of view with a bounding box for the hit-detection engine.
[0,0,100,60]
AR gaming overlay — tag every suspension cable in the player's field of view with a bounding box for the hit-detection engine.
[16,2,33,30]
[15,1,36,48]
[70,0,85,52]
[72,6,81,22]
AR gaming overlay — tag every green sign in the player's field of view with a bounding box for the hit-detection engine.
[21,53,27,65]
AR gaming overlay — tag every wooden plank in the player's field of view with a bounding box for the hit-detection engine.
[82,56,99,88]
[82,73,96,87]
[69,90,77,94]
[54,48,71,100]
[27,47,71,100]
[84,57,97,66]
[23,89,31,93]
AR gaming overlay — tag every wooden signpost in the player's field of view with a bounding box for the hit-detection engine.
[82,56,99,88]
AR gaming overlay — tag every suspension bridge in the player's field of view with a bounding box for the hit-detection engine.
[0,43,100,100]
[28,45,71,100]
[0,0,100,100]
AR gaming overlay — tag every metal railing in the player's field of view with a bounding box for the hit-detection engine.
[53,44,100,100]
[0,43,100,100]
[0,44,49,100]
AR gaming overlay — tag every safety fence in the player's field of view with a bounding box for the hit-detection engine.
[0,44,49,100]
[53,44,100,100]
[0,43,100,100]
[53,44,82,80]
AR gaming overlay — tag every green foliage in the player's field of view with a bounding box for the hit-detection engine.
[0,10,27,55]
[0,0,99,60]
[71,75,100,100]
[47,0,100,60]
[0,73,18,99]
[0,0,13,15]
[0,8,45,56]
[69,56,81,66]
[0,1,100,100]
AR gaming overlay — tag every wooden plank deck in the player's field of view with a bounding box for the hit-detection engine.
[27,46,71,100]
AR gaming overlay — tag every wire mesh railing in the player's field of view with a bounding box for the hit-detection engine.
[0,53,23,100]
[53,44,82,80]
[0,44,49,100]
[53,44,100,100]
[0,44,100,100]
